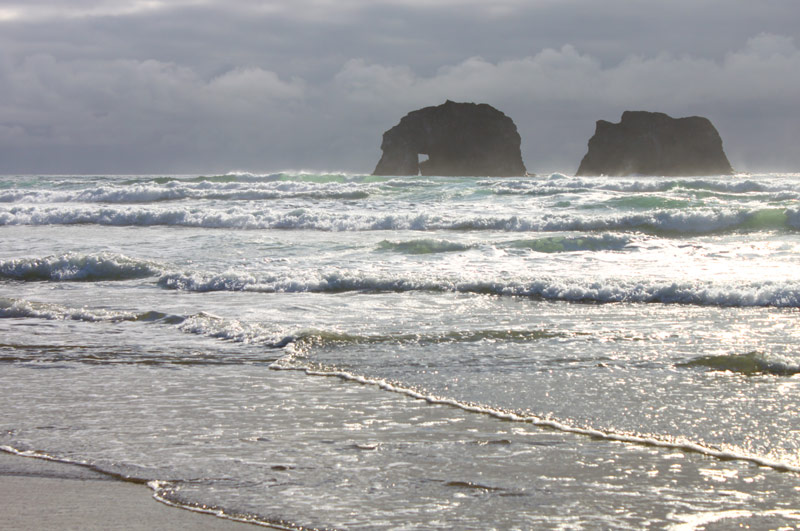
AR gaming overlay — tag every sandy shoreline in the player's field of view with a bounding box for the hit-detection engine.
[0,451,269,530]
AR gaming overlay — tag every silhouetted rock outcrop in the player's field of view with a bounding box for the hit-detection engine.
[576,111,733,176]
[373,100,526,176]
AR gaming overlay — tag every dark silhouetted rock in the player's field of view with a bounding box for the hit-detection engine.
[576,111,733,176]
[373,100,526,176]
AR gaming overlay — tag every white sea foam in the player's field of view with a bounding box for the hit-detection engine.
[0,253,162,281]
[176,311,288,346]
[0,297,138,322]
[4,172,800,529]
[5,173,800,207]
[2,204,796,234]
[507,233,633,252]
[486,175,800,196]
[378,234,633,254]
[0,180,374,204]
[378,238,477,254]
[668,509,800,531]
[0,446,290,529]
[785,207,800,229]
[147,481,293,531]
[0,296,290,348]
[156,270,800,308]
[270,353,800,475]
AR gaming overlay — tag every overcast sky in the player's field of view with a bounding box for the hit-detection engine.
[1,0,799,174]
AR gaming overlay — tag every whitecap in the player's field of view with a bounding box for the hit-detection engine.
[0,252,162,281]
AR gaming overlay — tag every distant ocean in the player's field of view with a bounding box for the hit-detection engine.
[2,172,800,530]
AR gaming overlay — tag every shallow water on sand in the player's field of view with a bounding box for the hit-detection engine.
[2,172,800,529]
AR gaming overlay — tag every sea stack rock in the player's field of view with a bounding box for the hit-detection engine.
[576,111,733,176]
[373,100,526,176]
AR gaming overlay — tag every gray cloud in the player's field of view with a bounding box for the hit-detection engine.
[0,1,799,173]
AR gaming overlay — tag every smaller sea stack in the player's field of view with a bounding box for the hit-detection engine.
[576,111,733,176]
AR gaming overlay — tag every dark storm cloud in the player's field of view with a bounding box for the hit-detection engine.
[0,0,799,173]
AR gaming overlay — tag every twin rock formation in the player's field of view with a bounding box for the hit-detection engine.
[373,101,733,177]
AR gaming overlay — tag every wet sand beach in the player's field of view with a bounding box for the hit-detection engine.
[0,452,262,530]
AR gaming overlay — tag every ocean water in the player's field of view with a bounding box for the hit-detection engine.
[1,171,800,530]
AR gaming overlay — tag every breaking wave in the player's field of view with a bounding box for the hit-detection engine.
[0,253,162,281]
[0,297,141,322]
[378,239,476,254]
[4,291,799,478]
[378,235,633,254]
[0,182,372,204]
[175,311,290,346]
[3,205,799,234]
[287,328,566,350]
[0,297,289,348]
[681,352,800,376]
[487,175,800,197]
[507,234,632,252]
[156,270,800,308]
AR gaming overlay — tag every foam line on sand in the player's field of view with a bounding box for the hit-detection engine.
[0,451,262,531]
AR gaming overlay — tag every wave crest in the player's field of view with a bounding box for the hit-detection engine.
[487,175,800,196]
[3,205,798,234]
[0,298,290,349]
[0,181,372,204]
[0,297,139,322]
[508,234,632,253]
[681,352,800,376]
[156,270,800,308]
[378,239,475,254]
[0,253,162,281]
